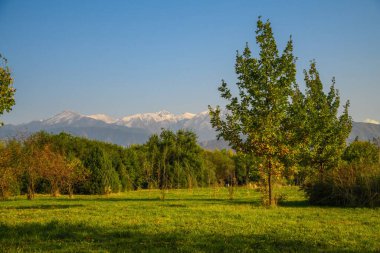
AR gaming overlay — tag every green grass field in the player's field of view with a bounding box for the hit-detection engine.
[0,187,379,252]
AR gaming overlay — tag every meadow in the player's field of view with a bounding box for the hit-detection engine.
[0,187,379,252]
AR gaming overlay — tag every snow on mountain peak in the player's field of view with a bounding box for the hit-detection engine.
[121,110,174,123]
[118,110,202,128]
[157,110,171,116]
[176,112,196,120]
[364,118,380,125]
[42,110,211,130]
[88,114,117,124]
[44,111,84,125]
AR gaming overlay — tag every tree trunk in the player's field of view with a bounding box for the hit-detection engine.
[51,181,60,197]
[27,178,34,200]
[245,164,249,187]
[318,162,325,181]
[52,188,60,197]
[68,184,74,198]
[268,171,272,206]
[268,160,273,206]
[27,185,34,200]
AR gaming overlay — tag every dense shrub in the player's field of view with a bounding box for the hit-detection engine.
[342,140,379,165]
[303,164,380,207]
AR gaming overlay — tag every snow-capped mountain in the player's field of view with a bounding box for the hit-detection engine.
[43,111,85,125]
[39,110,204,131]
[42,111,111,128]
[116,110,203,135]
[178,112,196,120]
[88,114,117,124]
[118,111,196,125]
[0,111,151,146]
[0,110,219,146]
[1,109,378,149]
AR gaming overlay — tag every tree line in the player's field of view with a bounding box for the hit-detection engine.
[0,129,378,205]
[0,130,259,199]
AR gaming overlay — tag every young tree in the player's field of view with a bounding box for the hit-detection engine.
[37,145,67,196]
[0,54,16,125]
[209,18,296,206]
[37,144,88,197]
[22,138,43,200]
[292,61,352,174]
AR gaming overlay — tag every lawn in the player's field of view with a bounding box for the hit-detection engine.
[0,187,379,252]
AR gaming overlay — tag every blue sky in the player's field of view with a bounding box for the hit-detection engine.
[0,0,379,124]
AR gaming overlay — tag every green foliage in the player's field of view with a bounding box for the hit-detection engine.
[304,140,380,207]
[205,149,235,185]
[234,153,260,184]
[0,129,280,199]
[83,146,121,194]
[144,129,204,190]
[0,54,16,126]
[50,132,126,194]
[303,163,380,207]
[343,140,379,165]
[290,61,352,174]
[209,17,296,205]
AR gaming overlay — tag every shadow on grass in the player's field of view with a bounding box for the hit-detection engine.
[6,196,318,209]
[160,203,187,208]
[0,221,330,252]
[278,200,310,208]
[278,200,367,209]
[3,204,84,210]
[52,196,260,207]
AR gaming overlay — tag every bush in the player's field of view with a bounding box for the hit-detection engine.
[342,140,379,165]
[303,164,380,207]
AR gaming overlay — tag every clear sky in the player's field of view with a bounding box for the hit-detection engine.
[0,0,379,124]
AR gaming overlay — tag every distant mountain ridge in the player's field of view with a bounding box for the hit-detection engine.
[0,110,218,147]
[350,122,380,143]
[0,111,151,146]
[1,110,379,149]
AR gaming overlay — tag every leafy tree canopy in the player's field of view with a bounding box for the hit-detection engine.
[0,54,16,126]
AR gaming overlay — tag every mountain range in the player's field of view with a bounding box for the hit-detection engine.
[0,110,379,149]
[0,110,218,148]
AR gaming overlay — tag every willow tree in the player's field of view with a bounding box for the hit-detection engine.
[0,54,16,126]
[209,18,296,206]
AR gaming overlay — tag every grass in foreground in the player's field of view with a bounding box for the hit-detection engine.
[0,187,379,252]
